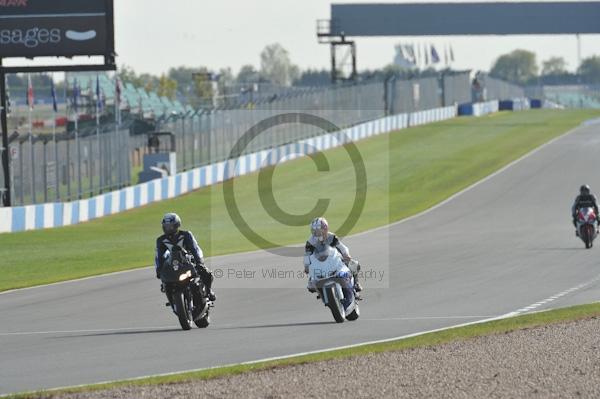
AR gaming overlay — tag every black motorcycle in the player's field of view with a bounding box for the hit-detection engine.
[160,246,212,330]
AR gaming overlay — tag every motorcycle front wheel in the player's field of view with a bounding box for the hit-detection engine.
[325,286,345,323]
[174,289,193,330]
[584,225,594,249]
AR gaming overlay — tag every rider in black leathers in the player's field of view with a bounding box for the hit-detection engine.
[155,213,216,301]
[571,185,600,235]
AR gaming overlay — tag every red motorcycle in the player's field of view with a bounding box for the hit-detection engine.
[576,207,598,249]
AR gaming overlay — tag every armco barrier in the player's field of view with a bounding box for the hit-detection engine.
[473,101,499,116]
[0,106,457,234]
[457,100,499,117]
[499,98,530,111]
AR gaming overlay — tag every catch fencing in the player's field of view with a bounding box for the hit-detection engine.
[0,105,457,233]
[2,71,520,207]
[5,122,135,206]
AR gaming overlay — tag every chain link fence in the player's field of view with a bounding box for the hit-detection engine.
[6,122,134,206]
[529,85,600,108]
[476,73,525,101]
[2,71,524,206]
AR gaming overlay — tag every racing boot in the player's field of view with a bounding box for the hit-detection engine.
[207,290,216,302]
[353,272,363,292]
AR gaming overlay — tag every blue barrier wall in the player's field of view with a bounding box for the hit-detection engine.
[0,107,459,233]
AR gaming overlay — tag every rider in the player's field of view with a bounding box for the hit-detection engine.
[304,217,362,292]
[571,185,600,235]
[155,213,216,301]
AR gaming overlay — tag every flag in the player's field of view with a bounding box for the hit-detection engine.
[431,45,440,64]
[100,90,105,114]
[96,75,104,113]
[72,78,79,113]
[444,45,449,66]
[115,76,121,106]
[114,76,122,125]
[50,79,58,113]
[405,45,416,65]
[26,75,34,110]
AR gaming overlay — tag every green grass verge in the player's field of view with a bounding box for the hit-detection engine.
[6,302,600,399]
[1,109,599,291]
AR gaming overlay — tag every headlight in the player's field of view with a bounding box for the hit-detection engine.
[179,271,192,281]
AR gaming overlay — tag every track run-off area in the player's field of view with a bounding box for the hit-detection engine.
[2,109,600,394]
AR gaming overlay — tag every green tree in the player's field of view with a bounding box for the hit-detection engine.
[259,43,300,86]
[578,56,600,84]
[294,69,330,86]
[156,74,178,99]
[490,50,538,84]
[218,67,234,89]
[236,64,260,84]
[191,68,215,107]
[541,57,568,76]
[118,65,143,87]
[139,73,160,93]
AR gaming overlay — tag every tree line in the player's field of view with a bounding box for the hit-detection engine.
[490,50,600,85]
[7,44,600,107]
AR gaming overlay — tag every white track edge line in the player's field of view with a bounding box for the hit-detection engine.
[4,296,600,397]
[7,300,594,398]
[0,313,511,397]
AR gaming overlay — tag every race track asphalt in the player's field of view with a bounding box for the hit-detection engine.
[2,121,600,395]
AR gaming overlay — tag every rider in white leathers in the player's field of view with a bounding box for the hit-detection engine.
[304,217,362,291]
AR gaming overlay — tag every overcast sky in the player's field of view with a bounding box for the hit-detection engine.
[7,0,600,76]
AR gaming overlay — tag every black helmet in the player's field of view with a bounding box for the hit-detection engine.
[161,213,181,235]
[580,185,591,195]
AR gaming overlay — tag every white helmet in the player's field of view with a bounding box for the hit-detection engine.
[310,217,329,242]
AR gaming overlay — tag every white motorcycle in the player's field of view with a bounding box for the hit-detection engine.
[576,207,598,249]
[308,250,360,323]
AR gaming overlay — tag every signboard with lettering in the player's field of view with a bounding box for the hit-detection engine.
[0,0,114,58]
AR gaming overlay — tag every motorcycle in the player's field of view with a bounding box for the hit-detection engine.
[160,246,212,330]
[576,207,598,249]
[309,255,361,323]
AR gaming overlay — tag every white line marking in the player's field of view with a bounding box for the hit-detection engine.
[0,326,175,337]
[4,296,600,396]
[362,316,496,321]
[0,317,494,337]
[505,273,600,317]
[4,313,514,397]
[0,267,150,296]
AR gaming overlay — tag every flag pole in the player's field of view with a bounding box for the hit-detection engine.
[51,79,59,201]
[27,74,36,204]
[95,75,101,193]
[115,76,122,187]
[74,78,82,199]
